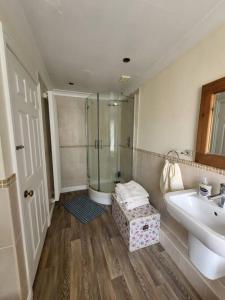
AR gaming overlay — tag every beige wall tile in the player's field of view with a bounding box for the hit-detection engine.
[99,146,118,183]
[160,228,220,300]
[134,149,225,296]
[57,96,87,189]
[179,163,225,193]
[0,246,20,300]
[120,147,133,182]
[8,181,21,242]
[133,150,188,244]
[0,188,13,248]
[60,147,87,187]
[15,235,28,300]
[57,96,86,146]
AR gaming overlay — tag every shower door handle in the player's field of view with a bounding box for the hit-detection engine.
[94,140,103,149]
[127,137,131,148]
[94,140,98,149]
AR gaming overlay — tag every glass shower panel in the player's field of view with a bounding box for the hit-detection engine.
[99,99,121,193]
[120,98,134,182]
[87,95,99,191]
[87,93,134,196]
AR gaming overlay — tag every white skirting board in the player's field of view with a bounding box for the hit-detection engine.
[61,185,87,193]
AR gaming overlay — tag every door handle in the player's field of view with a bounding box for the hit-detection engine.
[16,145,25,150]
[24,190,34,198]
[127,137,131,148]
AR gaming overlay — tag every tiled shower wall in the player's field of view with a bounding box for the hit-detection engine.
[57,95,135,190]
[133,148,225,299]
[56,96,87,189]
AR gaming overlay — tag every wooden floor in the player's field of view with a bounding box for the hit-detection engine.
[33,191,202,300]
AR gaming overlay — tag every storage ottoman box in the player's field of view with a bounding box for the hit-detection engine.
[112,195,160,252]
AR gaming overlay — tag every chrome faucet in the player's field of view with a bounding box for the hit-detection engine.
[208,183,225,208]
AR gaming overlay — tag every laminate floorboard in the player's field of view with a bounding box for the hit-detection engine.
[33,190,202,300]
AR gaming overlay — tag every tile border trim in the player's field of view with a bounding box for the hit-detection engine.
[0,173,16,188]
[134,148,225,176]
[60,145,134,149]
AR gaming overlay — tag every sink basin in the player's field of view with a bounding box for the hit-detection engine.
[165,189,225,280]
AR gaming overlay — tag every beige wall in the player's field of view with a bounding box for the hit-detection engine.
[134,22,225,299]
[138,23,225,154]
[56,96,87,189]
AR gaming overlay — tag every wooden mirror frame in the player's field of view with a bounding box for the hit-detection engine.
[196,76,225,170]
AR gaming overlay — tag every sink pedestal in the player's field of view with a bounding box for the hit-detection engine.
[188,234,225,280]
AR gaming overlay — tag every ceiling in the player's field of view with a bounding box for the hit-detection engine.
[21,0,225,94]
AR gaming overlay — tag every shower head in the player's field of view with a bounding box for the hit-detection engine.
[108,102,120,107]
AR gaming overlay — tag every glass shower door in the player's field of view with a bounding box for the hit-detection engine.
[87,94,134,195]
[86,95,100,191]
[98,99,120,193]
[120,98,134,182]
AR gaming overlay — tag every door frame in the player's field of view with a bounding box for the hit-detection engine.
[48,91,61,202]
[37,81,52,225]
[0,23,50,298]
[48,89,92,197]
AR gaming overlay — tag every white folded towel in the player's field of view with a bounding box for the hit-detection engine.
[125,198,149,210]
[115,188,147,203]
[116,180,149,202]
[160,160,184,193]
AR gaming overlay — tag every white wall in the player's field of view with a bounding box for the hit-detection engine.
[0,62,11,178]
[0,0,51,86]
[138,22,225,154]
[0,1,52,178]
[0,5,52,298]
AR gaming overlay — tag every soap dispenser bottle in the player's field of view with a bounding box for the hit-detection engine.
[199,177,212,198]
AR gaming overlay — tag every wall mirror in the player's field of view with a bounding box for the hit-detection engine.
[196,76,225,170]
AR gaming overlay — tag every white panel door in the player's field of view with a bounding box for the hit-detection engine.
[7,49,48,285]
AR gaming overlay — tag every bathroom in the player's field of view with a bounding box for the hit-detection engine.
[1,1,225,299]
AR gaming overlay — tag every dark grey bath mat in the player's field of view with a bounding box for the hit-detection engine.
[63,196,106,224]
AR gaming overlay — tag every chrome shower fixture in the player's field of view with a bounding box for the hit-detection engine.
[108,102,120,107]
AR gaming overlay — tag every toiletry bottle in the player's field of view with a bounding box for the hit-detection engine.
[199,177,212,198]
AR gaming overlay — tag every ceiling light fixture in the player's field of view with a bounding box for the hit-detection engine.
[119,75,131,82]
[68,82,74,85]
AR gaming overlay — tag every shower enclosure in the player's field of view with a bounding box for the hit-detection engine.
[86,93,134,205]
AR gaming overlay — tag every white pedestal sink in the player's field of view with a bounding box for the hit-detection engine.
[165,189,225,280]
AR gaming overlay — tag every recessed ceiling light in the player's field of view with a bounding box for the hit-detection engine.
[119,75,131,82]
[68,82,74,85]
[123,57,131,63]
